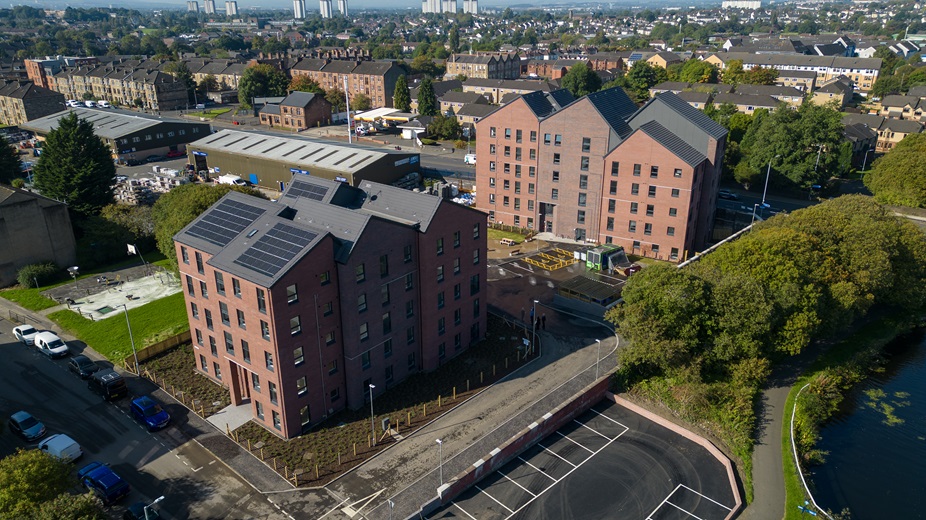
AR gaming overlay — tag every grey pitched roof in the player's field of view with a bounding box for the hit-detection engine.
[259,104,281,115]
[715,52,882,71]
[881,94,921,108]
[456,104,499,118]
[174,172,454,285]
[881,117,924,133]
[713,92,779,108]
[353,61,397,75]
[439,91,487,104]
[410,79,462,99]
[677,90,712,104]
[843,122,877,142]
[0,80,60,99]
[189,129,408,176]
[906,85,926,99]
[281,91,320,107]
[636,120,707,167]
[633,92,727,140]
[520,89,575,119]
[650,81,692,92]
[20,107,184,139]
[584,87,637,135]
[292,58,327,71]
[733,84,805,99]
[778,69,817,78]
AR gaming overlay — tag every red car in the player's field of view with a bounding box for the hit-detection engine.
[166,150,184,158]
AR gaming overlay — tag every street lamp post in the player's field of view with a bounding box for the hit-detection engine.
[144,495,165,520]
[388,499,395,520]
[67,266,79,289]
[861,147,875,172]
[595,339,602,379]
[122,304,139,374]
[369,384,376,446]
[436,438,444,486]
[531,299,539,356]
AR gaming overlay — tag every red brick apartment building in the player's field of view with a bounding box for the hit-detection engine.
[475,89,726,261]
[174,177,487,438]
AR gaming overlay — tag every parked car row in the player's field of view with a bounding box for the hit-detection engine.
[7,322,170,514]
[67,99,111,108]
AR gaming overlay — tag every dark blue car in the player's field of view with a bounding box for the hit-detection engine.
[130,396,170,431]
[78,462,131,505]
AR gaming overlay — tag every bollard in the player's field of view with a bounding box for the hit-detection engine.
[453,387,456,400]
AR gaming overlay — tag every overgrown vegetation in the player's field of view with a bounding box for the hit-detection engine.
[864,133,926,208]
[0,449,105,519]
[15,262,58,289]
[607,196,926,501]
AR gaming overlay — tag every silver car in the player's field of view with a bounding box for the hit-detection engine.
[13,324,39,345]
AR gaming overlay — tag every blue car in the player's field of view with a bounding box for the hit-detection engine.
[78,462,131,505]
[130,396,170,431]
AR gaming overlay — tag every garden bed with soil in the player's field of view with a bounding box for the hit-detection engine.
[233,313,533,487]
[140,343,230,415]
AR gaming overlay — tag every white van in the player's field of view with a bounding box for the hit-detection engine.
[38,434,82,462]
[84,100,97,108]
[464,153,476,165]
[97,100,111,108]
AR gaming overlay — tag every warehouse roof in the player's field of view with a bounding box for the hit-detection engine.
[187,129,417,176]
[20,107,189,139]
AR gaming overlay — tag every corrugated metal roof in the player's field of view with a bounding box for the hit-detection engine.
[636,120,707,167]
[187,129,411,175]
[20,107,180,139]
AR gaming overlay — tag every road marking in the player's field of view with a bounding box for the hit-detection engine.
[498,470,537,497]
[192,466,203,472]
[555,431,594,454]
[209,460,216,465]
[666,500,707,520]
[452,501,478,520]
[645,483,680,520]
[475,484,514,513]
[537,444,577,468]
[317,493,351,519]
[678,484,733,511]
[589,408,630,429]
[517,456,556,481]
[573,419,610,440]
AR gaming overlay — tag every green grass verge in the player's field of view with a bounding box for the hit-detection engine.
[781,317,912,518]
[187,108,232,119]
[0,288,59,311]
[48,292,189,362]
[487,227,528,243]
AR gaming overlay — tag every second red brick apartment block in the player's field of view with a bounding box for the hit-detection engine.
[474,88,727,262]
[174,176,487,438]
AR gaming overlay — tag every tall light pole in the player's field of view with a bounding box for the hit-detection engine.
[369,384,376,446]
[531,299,539,356]
[861,147,874,172]
[388,499,395,520]
[144,495,165,520]
[761,154,780,208]
[122,304,139,374]
[436,438,444,486]
[67,266,79,289]
[595,339,602,379]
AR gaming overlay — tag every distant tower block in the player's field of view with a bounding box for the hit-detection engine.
[319,0,332,18]
[293,0,306,18]
[337,0,348,16]
[204,0,216,13]
[225,0,238,16]
[187,0,200,12]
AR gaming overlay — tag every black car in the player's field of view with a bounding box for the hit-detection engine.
[145,155,165,163]
[68,355,101,379]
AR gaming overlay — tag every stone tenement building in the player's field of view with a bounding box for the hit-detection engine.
[445,53,521,80]
[0,80,65,126]
[47,64,188,111]
[290,59,404,108]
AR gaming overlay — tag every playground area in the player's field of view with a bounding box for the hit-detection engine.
[42,264,181,321]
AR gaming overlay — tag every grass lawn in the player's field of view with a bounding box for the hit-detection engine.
[188,108,232,119]
[488,227,528,244]
[48,292,189,362]
[232,314,533,486]
[0,253,170,311]
[781,317,909,518]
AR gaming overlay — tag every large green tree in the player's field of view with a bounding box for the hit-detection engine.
[623,61,669,102]
[163,60,196,104]
[0,135,23,185]
[288,75,325,95]
[560,62,602,98]
[237,64,289,108]
[677,59,719,83]
[152,183,266,268]
[32,112,115,217]
[393,74,411,112]
[864,133,926,208]
[0,450,101,519]
[416,77,438,116]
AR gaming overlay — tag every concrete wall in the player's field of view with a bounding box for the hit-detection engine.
[0,195,76,288]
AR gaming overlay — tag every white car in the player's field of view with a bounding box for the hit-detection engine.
[13,324,40,345]
[67,100,81,108]
[34,331,69,358]
[84,100,97,108]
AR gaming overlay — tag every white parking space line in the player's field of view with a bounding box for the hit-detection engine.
[679,484,733,511]
[517,456,557,481]
[555,431,595,454]
[538,444,578,468]
[475,484,515,514]
[504,423,628,520]
[573,419,610,440]
[498,470,537,497]
[646,484,681,520]
[589,408,630,429]
[452,501,479,520]
[666,500,707,520]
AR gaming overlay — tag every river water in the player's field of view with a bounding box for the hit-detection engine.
[809,329,926,519]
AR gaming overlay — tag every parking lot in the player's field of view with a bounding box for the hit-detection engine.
[427,399,736,520]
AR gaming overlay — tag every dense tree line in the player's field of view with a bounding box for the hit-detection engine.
[864,132,926,208]
[0,449,106,519]
[606,195,926,488]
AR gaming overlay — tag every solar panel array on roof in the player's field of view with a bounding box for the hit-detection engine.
[186,199,266,247]
[285,179,329,201]
[233,223,318,277]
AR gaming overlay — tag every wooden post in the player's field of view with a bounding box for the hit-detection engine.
[338,452,341,465]
[480,371,483,384]
[273,458,277,470]
[467,379,470,392]
[226,423,230,435]
[423,403,427,417]
[294,473,298,486]
[368,434,371,447]
[493,364,496,377]
[354,443,357,456]
[284,466,289,478]
[315,465,319,479]
[260,447,264,460]
[506,357,509,369]
[438,395,441,407]
[407,411,411,426]
[453,387,456,400]
[247,439,251,451]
